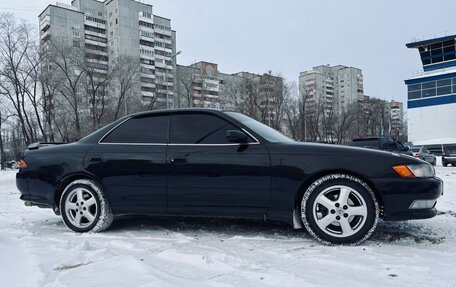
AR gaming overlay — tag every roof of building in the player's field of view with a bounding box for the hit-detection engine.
[406,34,456,48]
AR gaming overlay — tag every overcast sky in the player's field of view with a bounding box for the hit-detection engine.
[1,0,455,103]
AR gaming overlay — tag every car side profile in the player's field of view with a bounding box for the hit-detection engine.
[16,109,443,245]
[410,146,437,166]
[349,137,413,156]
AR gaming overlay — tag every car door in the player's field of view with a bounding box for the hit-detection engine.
[84,114,169,214]
[166,112,271,218]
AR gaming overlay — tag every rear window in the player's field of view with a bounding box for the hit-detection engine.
[410,147,421,152]
[102,115,169,143]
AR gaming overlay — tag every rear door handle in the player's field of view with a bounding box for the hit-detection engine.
[90,156,103,162]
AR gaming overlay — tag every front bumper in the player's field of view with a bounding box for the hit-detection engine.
[372,176,443,221]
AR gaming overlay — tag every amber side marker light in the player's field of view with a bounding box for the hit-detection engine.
[393,165,415,178]
[18,160,27,168]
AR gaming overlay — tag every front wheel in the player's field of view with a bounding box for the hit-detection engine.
[301,174,379,245]
[60,179,113,233]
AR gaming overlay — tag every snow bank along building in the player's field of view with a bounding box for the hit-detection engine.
[405,34,456,152]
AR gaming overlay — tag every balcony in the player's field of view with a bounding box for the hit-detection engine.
[40,16,50,32]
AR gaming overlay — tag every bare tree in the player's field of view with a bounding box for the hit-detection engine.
[111,56,140,120]
[333,102,359,144]
[0,13,44,145]
[45,38,86,140]
[84,53,116,129]
[0,109,13,169]
[283,81,303,140]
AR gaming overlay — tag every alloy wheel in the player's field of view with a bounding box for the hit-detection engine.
[312,185,367,238]
[64,187,98,228]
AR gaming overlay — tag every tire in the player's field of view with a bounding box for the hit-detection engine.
[60,179,113,233]
[301,174,379,245]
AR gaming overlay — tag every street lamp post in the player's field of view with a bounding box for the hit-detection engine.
[165,50,182,109]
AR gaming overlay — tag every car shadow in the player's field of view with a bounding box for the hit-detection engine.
[106,215,445,245]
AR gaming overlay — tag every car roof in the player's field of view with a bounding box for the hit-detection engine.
[128,108,229,118]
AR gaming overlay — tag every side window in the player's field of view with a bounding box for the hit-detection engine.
[170,114,248,144]
[102,115,168,143]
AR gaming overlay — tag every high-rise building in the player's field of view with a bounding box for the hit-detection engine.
[405,34,456,150]
[299,65,364,116]
[39,0,177,108]
[384,100,404,135]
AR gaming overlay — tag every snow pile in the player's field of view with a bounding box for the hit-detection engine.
[1,168,455,286]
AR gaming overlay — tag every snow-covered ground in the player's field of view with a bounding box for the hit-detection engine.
[1,168,455,287]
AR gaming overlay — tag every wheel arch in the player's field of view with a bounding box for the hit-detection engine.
[293,169,385,218]
[54,172,105,214]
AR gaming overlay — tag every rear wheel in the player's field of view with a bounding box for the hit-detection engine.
[60,179,113,233]
[301,174,379,245]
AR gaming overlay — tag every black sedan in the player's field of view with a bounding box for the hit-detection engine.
[16,109,443,245]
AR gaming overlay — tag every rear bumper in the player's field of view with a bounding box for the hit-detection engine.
[372,177,443,221]
[16,169,54,208]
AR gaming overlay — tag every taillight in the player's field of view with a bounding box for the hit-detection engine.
[18,160,27,168]
[414,154,420,158]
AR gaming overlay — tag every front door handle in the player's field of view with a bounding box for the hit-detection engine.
[171,157,187,163]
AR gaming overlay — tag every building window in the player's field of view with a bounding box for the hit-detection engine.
[139,21,154,29]
[72,21,80,29]
[141,11,152,18]
[72,31,80,38]
[73,40,80,47]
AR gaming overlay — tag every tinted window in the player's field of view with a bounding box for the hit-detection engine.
[102,115,168,143]
[170,114,244,144]
[225,112,293,143]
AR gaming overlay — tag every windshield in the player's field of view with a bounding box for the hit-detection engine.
[225,112,294,143]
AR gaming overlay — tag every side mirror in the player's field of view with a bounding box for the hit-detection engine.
[226,130,248,143]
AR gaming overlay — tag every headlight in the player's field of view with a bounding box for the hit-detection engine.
[393,164,435,178]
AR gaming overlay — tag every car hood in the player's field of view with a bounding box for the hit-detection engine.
[267,142,422,164]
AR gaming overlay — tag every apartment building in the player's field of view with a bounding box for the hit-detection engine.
[39,0,177,109]
[175,62,283,124]
[299,65,364,116]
